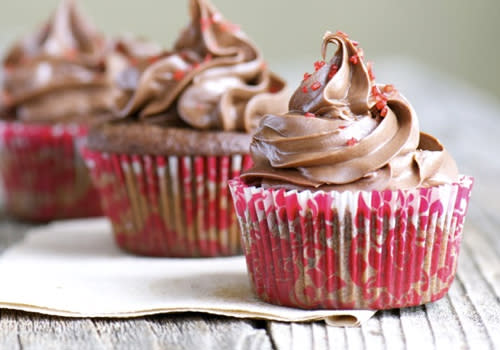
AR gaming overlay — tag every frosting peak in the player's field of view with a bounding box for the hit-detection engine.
[0,0,115,123]
[118,0,288,132]
[242,31,458,191]
[5,0,104,66]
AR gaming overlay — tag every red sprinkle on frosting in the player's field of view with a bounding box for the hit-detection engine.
[338,125,347,129]
[304,112,315,118]
[204,53,213,62]
[346,137,358,146]
[336,30,349,38]
[375,100,387,110]
[148,55,160,65]
[311,82,322,91]
[64,48,77,60]
[173,70,185,81]
[349,55,359,64]
[328,64,339,79]
[269,83,281,93]
[380,107,388,117]
[302,86,308,93]
[383,84,395,93]
[303,72,312,81]
[129,57,138,66]
[201,17,212,31]
[314,60,326,71]
[351,40,359,46]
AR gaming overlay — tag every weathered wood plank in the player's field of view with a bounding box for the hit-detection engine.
[146,314,273,350]
[378,310,405,350]
[0,310,105,350]
[0,310,21,350]
[399,306,434,350]
[91,318,159,350]
[455,246,500,349]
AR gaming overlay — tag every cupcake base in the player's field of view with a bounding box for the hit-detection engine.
[229,176,474,310]
[0,122,102,221]
[83,149,252,257]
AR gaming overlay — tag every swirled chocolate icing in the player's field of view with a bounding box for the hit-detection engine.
[241,31,458,191]
[117,0,288,133]
[0,0,129,124]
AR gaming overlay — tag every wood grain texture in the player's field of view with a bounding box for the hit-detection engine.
[0,311,272,350]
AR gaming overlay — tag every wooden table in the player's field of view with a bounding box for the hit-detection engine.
[1,62,499,349]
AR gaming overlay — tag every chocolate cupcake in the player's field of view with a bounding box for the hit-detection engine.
[229,31,473,309]
[84,0,288,257]
[0,0,154,221]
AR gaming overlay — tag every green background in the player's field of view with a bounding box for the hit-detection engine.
[0,0,498,100]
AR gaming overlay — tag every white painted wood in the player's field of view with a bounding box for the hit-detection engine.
[399,307,434,350]
[378,310,406,350]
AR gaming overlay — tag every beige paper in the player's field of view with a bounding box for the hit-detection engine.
[0,219,375,327]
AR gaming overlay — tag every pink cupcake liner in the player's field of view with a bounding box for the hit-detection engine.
[0,122,102,221]
[82,149,253,257]
[229,176,474,310]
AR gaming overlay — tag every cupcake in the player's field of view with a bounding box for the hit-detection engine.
[83,0,288,257]
[229,31,473,310]
[0,0,161,221]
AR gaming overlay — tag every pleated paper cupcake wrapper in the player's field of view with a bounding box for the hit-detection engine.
[0,122,102,221]
[229,176,474,310]
[82,149,253,257]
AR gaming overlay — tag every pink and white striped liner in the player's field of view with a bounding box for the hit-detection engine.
[83,149,252,257]
[229,176,474,310]
[0,122,102,221]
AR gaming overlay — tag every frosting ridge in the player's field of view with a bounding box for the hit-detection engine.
[242,31,458,191]
[118,0,288,132]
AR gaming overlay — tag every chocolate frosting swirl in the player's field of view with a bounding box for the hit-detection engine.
[242,31,458,191]
[0,0,121,124]
[118,0,288,132]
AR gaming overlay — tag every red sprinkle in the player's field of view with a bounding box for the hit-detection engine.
[338,125,347,129]
[204,53,213,62]
[311,82,322,91]
[376,100,387,110]
[351,40,359,46]
[201,17,212,31]
[383,84,395,93]
[303,72,312,81]
[314,60,326,71]
[148,55,160,65]
[380,107,388,117]
[64,48,77,60]
[302,86,308,93]
[328,64,339,79]
[349,55,359,64]
[367,61,376,81]
[346,137,358,146]
[129,57,138,66]
[336,30,349,38]
[269,83,281,93]
[173,70,185,81]
[304,112,315,118]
